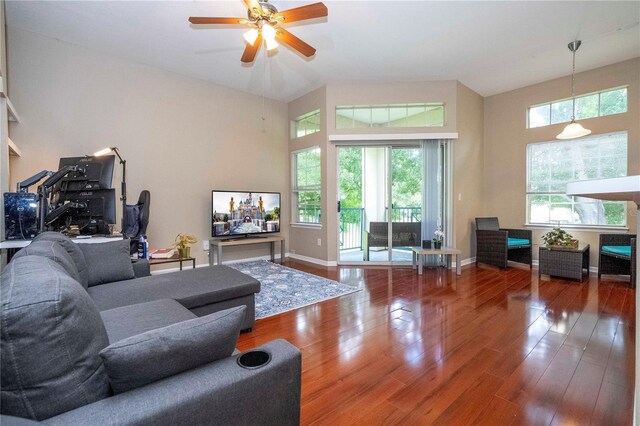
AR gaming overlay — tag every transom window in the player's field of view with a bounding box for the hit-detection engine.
[336,103,444,129]
[292,109,320,138]
[292,146,321,224]
[528,87,627,128]
[526,131,628,227]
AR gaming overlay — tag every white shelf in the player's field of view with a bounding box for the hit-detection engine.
[566,176,640,205]
[7,137,21,157]
[6,97,19,122]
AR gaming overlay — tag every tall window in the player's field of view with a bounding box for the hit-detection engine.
[527,132,627,226]
[292,147,321,224]
[293,110,320,138]
[528,87,627,128]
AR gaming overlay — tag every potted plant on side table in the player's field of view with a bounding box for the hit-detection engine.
[173,233,197,258]
[541,227,578,249]
[433,228,445,250]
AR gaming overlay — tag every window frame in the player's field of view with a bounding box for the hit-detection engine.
[527,86,628,129]
[292,109,321,139]
[525,131,628,229]
[291,146,322,226]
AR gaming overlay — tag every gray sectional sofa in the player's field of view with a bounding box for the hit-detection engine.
[0,232,301,425]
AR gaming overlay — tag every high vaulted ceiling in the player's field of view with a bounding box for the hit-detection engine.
[6,1,640,102]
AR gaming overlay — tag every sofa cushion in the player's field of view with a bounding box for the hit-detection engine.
[79,239,135,287]
[89,265,260,312]
[100,299,197,344]
[0,256,111,421]
[508,237,530,247]
[100,305,246,394]
[12,240,82,284]
[602,245,632,258]
[33,232,89,288]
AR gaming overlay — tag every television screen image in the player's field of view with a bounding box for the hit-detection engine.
[211,190,280,237]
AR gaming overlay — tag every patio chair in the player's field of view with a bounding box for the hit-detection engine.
[475,217,532,269]
[598,233,636,287]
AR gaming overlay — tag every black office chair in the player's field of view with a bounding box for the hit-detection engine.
[124,190,150,254]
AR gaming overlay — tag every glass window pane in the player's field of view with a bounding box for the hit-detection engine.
[550,99,573,124]
[600,88,627,115]
[425,105,444,126]
[529,105,550,128]
[352,107,372,127]
[526,132,627,226]
[574,94,599,120]
[336,107,354,129]
[371,107,389,127]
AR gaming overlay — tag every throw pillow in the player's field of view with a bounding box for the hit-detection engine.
[79,239,135,287]
[100,305,246,394]
[13,240,82,284]
[33,232,89,288]
[1,256,111,420]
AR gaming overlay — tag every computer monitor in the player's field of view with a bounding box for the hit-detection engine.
[49,189,116,234]
[54,155,115,192]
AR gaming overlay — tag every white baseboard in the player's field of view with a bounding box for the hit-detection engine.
[288,253,338,267]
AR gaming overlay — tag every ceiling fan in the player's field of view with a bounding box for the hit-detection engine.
[189,0,328,63]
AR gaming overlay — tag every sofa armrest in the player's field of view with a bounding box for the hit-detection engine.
[131,259,151,278]
[45,339,301,426]
[476,229,508,247]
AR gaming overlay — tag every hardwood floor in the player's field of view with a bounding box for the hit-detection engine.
[236,260,636,425]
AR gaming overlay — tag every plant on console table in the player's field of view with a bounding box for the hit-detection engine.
[433,228,445,249]
[541,227,578,249]
[173,233,197,258]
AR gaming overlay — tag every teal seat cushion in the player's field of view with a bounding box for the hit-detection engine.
[508,238,530,247]
[602,245,632,257]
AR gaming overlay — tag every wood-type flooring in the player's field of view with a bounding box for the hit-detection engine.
[237,260,635,425]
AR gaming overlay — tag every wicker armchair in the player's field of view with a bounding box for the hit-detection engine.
[598,234,636,287]
[475,217,532,269]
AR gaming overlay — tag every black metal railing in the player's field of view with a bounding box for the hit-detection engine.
[339,207,421,251]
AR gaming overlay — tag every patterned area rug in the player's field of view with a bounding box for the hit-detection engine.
[229,260,360,319]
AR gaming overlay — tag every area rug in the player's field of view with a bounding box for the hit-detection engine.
[228,260,360,319]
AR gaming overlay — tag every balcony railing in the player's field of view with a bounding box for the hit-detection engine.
[339,207,421,250]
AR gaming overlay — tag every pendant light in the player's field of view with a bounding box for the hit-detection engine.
[557,40,591,140]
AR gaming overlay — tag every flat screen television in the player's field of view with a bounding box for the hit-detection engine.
[211,190,280,238]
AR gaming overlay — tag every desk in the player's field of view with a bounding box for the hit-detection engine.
[148,255,196,271]
[412,246,462,275]
[1,236,124,262]
[209,236,285,265]
[538,244,590,282]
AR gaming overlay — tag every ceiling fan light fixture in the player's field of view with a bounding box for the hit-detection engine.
[261,23,276,42]
[243,28,260,45]
[557,120,592,140]
[265,36,279,51]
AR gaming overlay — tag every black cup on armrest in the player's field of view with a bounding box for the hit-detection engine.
[237,350,271,369]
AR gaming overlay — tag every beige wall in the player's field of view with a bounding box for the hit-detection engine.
[484,58,639,266]
[454,82,484,260]
[7,28,289,266]
[288,86,327,261]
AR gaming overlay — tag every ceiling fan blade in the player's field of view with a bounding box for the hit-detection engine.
[243,0,264,16]
[274,2,328,24]
[189,17,244,25]
[275,28,316,57]
[241,34,263,63]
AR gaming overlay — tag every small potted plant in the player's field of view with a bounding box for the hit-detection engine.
[173,233,197,258]
[541,227,578,249]
[433,228,445,249]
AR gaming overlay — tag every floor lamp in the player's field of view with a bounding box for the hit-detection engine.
[93,147,127,237]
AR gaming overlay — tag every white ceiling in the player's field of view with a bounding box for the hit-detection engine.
[6,1,640,102]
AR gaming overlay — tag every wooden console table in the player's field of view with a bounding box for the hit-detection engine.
[208,236,285,265]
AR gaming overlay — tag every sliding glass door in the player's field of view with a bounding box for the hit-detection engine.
[337,144,424,264]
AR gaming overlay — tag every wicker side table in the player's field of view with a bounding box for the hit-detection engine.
[538,244,590,281]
